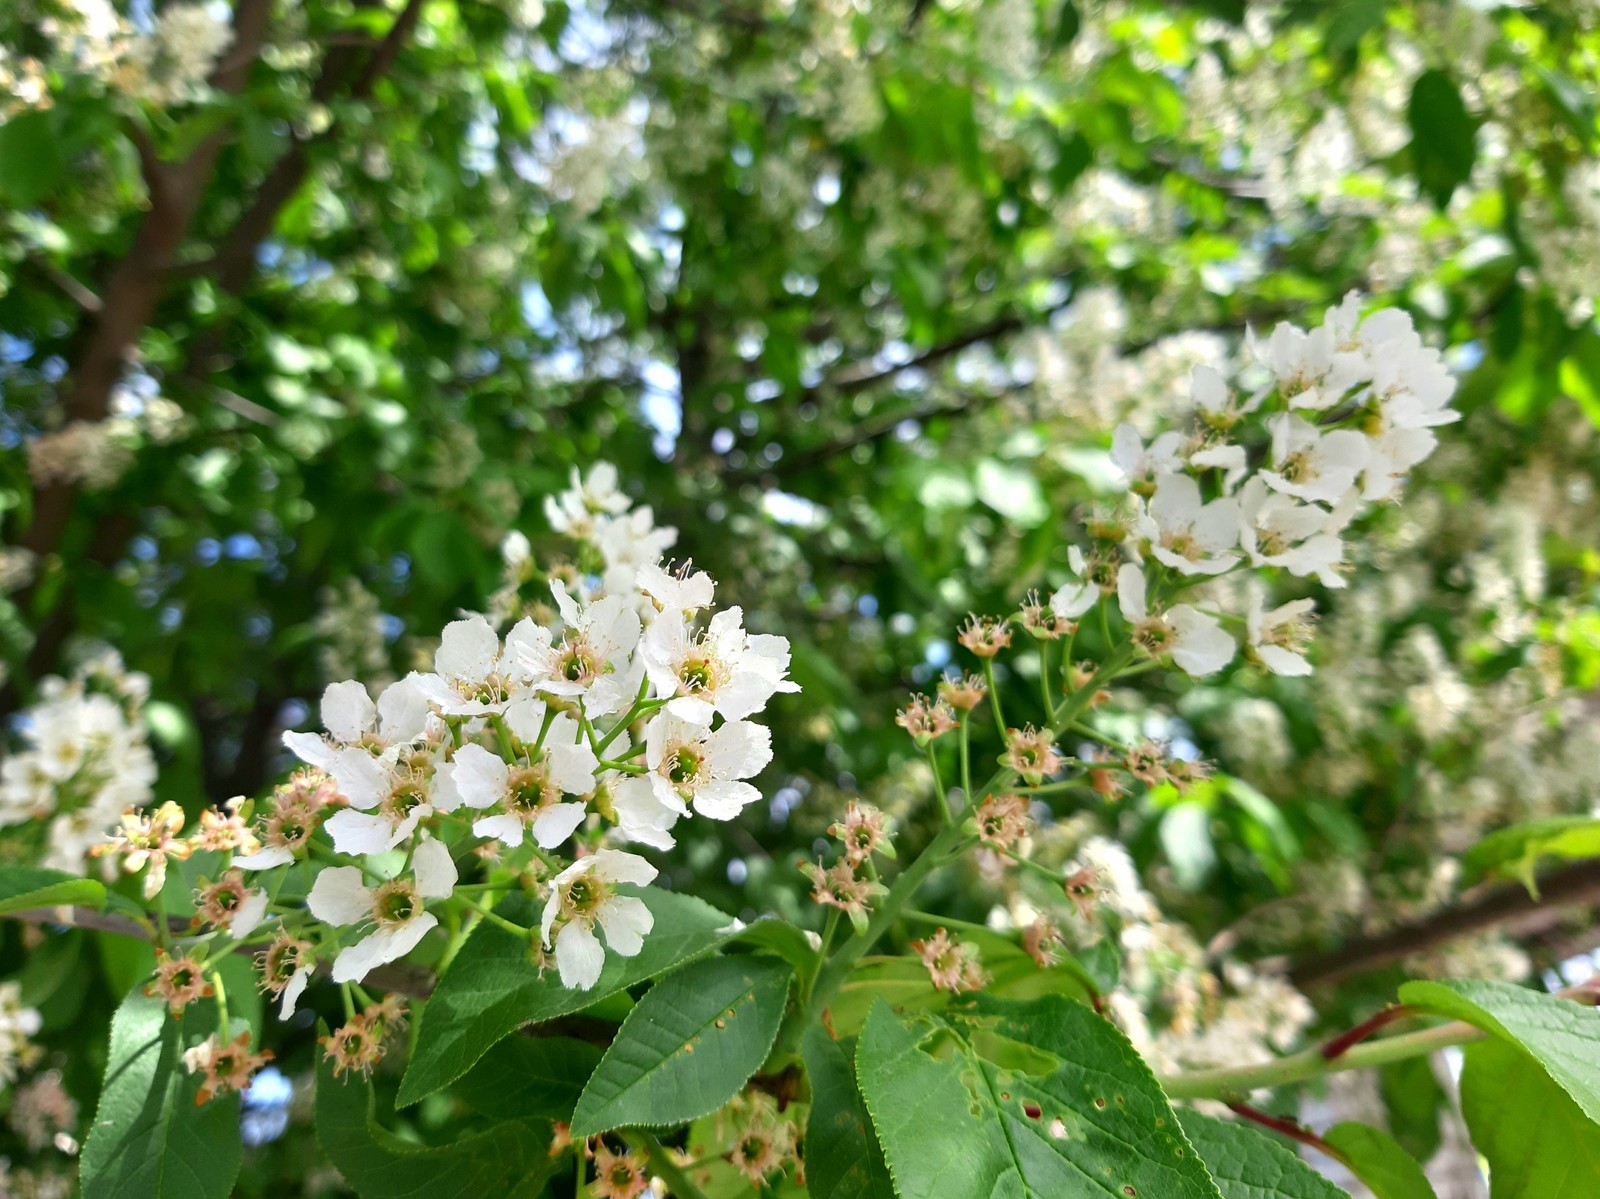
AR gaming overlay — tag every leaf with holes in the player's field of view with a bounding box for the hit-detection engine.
[80,993,241,1199]
[1459,1038,1600,1198]
[1178,1111,1350,1199]
[1399,979,1600,1124]
[856,997,1223,1199]
[853,1001,1016,1197]
[802,1026,896,1199]
[315,1047,556,1199]
[398,887,737,1107]
[569,954,791,1136]
[1321,1123,1436,1199]
[0,865,106,917]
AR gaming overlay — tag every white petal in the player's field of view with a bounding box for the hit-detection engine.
[692,780,760,820]
[376,679,430,744]
[555,920,606,989]
[282,730,337,772]
[549,743,599,795]
[435,616,500,683]
[231,890,270,940]
[322,681,375,745]
[324,808,400,856]
[706,720,772,780]
[1258,645,1313,677]
[503,694,550,743]
[413,837,458,898]
[331,914,437,983]
[279,968,311,1019]
[598,895,653,957]
[234,846,295,871]
[531,802,588,849]
[1116,563,1146,623]
[591,847,657,887]
[612,778,681,849]
[307,867,371,927]
[451,743,509,809]
[1168,606,1236,677]
[327,747,389,810]
[473,812,526,847]
[665,695,717,725]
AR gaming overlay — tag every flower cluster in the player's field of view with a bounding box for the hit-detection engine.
[0,652,156,873]
[0,982,42,1088]
[1072,294,1455,680]
[90,467,798,1027]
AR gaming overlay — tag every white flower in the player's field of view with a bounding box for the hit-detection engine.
[408,616,518,716]
[1246,595,1316,676]
[636,561,716,619]
[642,714,772,820]
[1361,426,1438,502]
[1110,423,1185,495]
[283,679,432,815]
[1251,319,1362,411]
[1260,414,1369,504]
[544,462,631,539]
[1049,546,1099,621]
[540,849,657,990]
[455,703,598,850]
[594,508,678,597]
[1190,363,1261,430]
[641,607,798,726]
[307,838,458,984]
[1117,564,1234,677]
[1237,478,1351,587]
[1139,474,1240,576]
[512,582,642,716]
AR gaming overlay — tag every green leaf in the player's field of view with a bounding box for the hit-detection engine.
[1322,1123,1436,1199]
[802,1027,896,1199]
[1407,69,1477,208]
[1460,1038,1600,1198]
[315,1046,555,1199]
[80,993,241,1199]
[854,1001,1015,1197]
[1464,816,1600,891]
[1378,1057,1444,1164]
[0,111,65,207]
[1177,1111,1350,1199]
[452,1035,603,1122]
[856,997,1223,1199]
[569,954,792,1136]
[398,887,737,1106]
[0,865,106,916]
[1398,979,1600,1124]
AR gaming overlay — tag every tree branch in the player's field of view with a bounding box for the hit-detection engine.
[1286,859,1600,990]
[195,0,428,297]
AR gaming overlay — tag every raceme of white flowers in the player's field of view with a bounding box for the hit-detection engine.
[0,651,156,874]
[239,464,792,998]
[1052,293,1456,680]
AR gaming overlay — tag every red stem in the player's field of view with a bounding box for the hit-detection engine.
[1319,1003,1418,1060]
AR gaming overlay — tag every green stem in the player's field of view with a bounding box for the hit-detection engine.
[925,744,951,829]
[638,1132,709,1199]
[959,712,973,809]
[1158,1021,1481,1100]
[796,640,1136,1042]
[1038,640,1056,722]
[903,909,997,938]
[981,659,1006,732]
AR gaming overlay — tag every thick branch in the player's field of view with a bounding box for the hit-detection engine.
[1287,859,1600,990]
[198,0,428,296]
